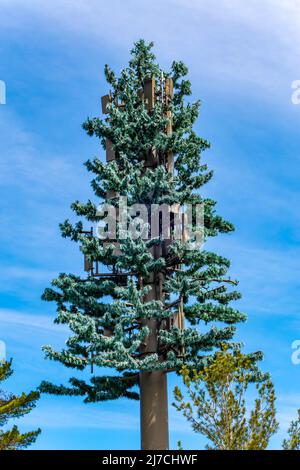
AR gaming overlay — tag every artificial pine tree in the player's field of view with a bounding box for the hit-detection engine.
[0,361,40,450]
[40,40,251,449]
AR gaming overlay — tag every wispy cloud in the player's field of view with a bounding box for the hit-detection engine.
[0,112,77,195]
[0,308,66,333]
[1,0,299,95]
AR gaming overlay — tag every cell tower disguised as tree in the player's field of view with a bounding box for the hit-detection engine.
[40,40,249,449]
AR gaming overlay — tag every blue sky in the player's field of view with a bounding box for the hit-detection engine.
[0,0,300,449]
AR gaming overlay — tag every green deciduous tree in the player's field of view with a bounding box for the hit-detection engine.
[0,361,40,450]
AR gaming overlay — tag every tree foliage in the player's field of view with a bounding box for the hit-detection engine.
[282,410,300,450]
[40,39,252,402]
[0,361,40,450]
[173,346,278,450]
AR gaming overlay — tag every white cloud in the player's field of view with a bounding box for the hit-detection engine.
[1,0,299,96]
[0,308,65,333]
[0,111,76,195]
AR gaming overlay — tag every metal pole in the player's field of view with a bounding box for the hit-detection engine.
[139,248,169,450]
